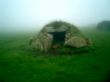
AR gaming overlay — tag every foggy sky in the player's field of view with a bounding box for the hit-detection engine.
[0,0,110,31]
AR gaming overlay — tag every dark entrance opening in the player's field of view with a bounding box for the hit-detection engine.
[49,31,66,45]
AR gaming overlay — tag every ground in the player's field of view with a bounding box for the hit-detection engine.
[0,27,110,82]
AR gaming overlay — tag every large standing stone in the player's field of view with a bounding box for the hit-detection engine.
[64,36,89,48]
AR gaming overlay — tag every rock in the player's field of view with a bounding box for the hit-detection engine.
[64,36,89,48]
[31,32,53,52]
[30,21,91,52]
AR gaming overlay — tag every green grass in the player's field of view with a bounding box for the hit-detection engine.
[0,28,110,82]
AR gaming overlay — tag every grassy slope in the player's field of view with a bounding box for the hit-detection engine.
[0,28,110,82]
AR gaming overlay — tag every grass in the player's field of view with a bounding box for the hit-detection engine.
[0,28,110,82]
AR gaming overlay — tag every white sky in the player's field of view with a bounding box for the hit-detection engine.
[0,0,110,31]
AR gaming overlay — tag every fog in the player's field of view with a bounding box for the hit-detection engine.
[0,0,110,32]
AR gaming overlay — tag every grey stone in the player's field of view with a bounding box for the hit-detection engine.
[30,21,91,52]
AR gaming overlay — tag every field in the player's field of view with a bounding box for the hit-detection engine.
[0,28,110,82]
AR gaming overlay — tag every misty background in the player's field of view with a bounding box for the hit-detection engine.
[0,0,110,32]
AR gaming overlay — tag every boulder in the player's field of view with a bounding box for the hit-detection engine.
[64,36,89,48]
[30,21,91,52]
